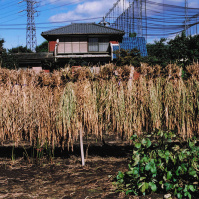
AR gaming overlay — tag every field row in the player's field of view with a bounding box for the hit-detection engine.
[0,64,199,147]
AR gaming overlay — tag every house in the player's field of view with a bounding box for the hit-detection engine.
[41,23,125,64]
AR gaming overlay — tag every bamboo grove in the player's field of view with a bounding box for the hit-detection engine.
[0,63,199,148]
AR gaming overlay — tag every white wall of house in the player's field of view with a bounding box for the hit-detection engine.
[58,37,88,54]
[57,37,109,54]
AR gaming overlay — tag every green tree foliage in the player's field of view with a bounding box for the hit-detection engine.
[168,32,199,66]
[36,41,48,53]
[115,48,141,67]
[168,31,189,66]
[1,53,18,69]
[0,39,16,69]
[8,46,32,53]
[143,38,169,67]
[0,39,5,53]
[0,42,32,69]
[144,31,199,68]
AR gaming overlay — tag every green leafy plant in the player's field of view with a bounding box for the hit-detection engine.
[23,145,31,163]
[115,130,199,198]
[11,143,15,161]
[33,138,54,164]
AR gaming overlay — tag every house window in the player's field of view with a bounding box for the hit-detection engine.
[58,37,88,54]
[88,38,98,52]
[88,38,109,52]
[99,38,109,52]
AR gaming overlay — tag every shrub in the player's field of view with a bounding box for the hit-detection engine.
[114,48,141,67]
[115,130,199,198]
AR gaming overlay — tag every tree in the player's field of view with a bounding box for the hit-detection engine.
[8,46,32,53]
[167,31,189,67]
[36,41,48,53]
[144,32,199,68]
[115,48,141,67]
[186,35,199,61]
[0,39,5,53]
[0,40,17,69]
[143,38,169,67]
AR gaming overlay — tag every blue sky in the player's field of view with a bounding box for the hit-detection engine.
[0,0,198,50]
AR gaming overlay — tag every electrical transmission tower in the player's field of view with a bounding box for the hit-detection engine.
[19,0,38,52]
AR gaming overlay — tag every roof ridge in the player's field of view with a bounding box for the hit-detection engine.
[94,23,125,33]
[41,23,125,37]
[71,22,96,24]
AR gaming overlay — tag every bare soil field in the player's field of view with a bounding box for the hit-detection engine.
[0,141,197,199]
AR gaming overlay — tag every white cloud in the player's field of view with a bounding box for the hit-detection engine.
[49,11,84,22]
[49,0,116,22]
[76,1,106,15]
[189,2,199,8]
[48,0,199,24]
[40,0,82,6]
[49,0,81,4]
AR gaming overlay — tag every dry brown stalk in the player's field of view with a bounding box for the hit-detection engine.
[0,63,199,148]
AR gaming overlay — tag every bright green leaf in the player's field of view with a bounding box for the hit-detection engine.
[126,190,133,195]
[165,150,170,157]
[146,138,152,148]
[187,192,191,199]
[135,143,141,149]
[141,182,149,193]
[165,182,173,191]
[189,141,195,148]
[151,166,157,174]
[141,156,148,163]
[158,150,165,158]
[188,185,196,192]
[167,171,172,180]
[149,182,157,192]
[189,168,197,177]
[152,174,157,178]
[141,138,147,146]
[126,170,134,175]
[145,163,151,171]
[117,171,124,180]
[177,193,182,199]
[140,177,146,181]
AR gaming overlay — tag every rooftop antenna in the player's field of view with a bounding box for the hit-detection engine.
[99,16,110,26]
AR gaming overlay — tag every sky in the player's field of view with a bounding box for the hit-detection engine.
[0,0,199,50]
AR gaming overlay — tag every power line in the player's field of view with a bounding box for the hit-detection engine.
[103,0,199,40]
[0,1,19,11]
[38,0,86,12]
[0,17,102,26]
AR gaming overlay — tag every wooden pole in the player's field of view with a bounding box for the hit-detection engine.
[80,127,85,166]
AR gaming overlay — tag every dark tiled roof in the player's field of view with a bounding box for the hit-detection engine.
[41,23,125,36]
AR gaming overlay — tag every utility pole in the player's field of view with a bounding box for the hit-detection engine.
[19,0,38,52]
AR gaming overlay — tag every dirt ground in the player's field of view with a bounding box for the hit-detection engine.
[0,141,197,199]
